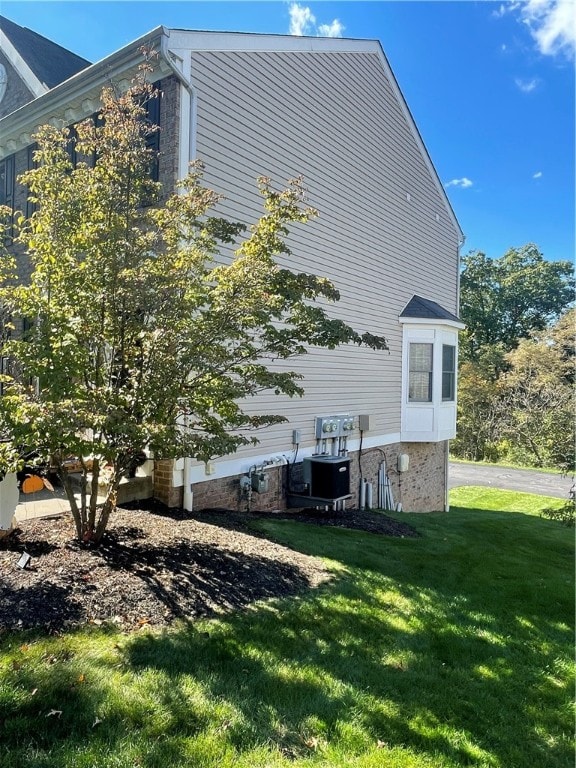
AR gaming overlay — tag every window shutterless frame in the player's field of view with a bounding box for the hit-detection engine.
[442,344,456,401]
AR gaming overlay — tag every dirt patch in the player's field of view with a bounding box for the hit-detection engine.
[0,503,418,633]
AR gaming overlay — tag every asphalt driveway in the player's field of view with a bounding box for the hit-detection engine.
[449,462,573,500]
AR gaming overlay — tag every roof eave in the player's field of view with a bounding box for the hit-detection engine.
[0,25,170,157]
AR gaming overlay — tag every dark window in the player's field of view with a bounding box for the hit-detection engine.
[442,344,456,401]
[144,85,161,182]
[0,155,15,242]
[409,343,433,402]
[26,144,38,218]
[66,124,79,168]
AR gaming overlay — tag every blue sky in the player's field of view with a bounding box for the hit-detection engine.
[3,1,574,263]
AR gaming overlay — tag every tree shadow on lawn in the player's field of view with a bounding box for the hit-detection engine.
[1,508,573,767]
[0,522,325,631]
[122,507,574,768]
[97,532,317,617]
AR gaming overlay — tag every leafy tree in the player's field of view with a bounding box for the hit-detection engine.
[0,74,386,544]
[499,315,575,472]
[460,246,574,368]
[453,307,575,468]
[451,361,505,462]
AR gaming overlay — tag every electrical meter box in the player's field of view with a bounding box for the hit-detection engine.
[251,472,270,494]
[303,456,350,499]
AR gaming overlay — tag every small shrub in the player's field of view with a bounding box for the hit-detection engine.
[541,489,575,527]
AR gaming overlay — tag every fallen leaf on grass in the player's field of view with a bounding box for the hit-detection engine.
[45,709,62,718]
[377,740,389,749]
[92,717,102,728]
[30,688,38,696]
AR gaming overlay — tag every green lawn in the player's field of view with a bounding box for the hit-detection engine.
[1,488,573,768]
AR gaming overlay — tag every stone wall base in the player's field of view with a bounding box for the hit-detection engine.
[153,441,447,513]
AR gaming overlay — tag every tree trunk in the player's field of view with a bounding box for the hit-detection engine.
[58,463,83,541]
[93,471,120,545]
[88,457,100,533]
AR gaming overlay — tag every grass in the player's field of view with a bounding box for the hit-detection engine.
[1,488,573,768]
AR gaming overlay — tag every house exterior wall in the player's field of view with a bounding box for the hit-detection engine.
[156,76,180,202]
[2,75,179,283]
[168,45,461,498]
[154,439,447,513]
[0,50,34,119]
[0,29,462,515]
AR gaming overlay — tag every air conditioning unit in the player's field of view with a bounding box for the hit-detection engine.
[303,456,350,500]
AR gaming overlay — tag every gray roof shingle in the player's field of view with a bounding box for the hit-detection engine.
[0,15,90,89]
[400,295,461,323]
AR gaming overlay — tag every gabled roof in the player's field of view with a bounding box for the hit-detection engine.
[0,23,463,244]
[400,295,462,325]
[0,15,90,90]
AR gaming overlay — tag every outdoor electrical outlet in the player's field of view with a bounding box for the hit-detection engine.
[292,429,301,445]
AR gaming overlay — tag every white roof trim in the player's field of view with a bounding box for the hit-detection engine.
[0,28,47,98]
[399,316,465,331]
[166,29,379,53]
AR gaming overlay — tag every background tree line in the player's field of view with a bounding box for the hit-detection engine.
[453,244,574,472]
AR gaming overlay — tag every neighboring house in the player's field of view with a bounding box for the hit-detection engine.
[0,18,465,513]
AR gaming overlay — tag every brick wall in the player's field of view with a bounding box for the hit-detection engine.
[153,441,448,514]
[157,75,179,197]
[153,460,182,508]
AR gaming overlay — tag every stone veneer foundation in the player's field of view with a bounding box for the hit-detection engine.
[153,441,448,514]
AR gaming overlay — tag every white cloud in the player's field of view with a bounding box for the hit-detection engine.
[533,170,543,178]
[492,3,521,19]
[515,76,540,92]
[445,177,474,189]
[289,3,345,38]
[318,19,345,38]
[289,3,315,36]
[522,0,575,57]
[500,0,576,58]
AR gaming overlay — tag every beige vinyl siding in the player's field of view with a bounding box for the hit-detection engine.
[189,48,459,460]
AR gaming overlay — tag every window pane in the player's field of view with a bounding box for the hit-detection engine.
[410,343,433,371]
[442,344,456,401]
[409,343,433,402]
[409,371,433,402]
[442,344,455,372]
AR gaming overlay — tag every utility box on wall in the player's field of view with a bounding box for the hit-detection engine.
[303,456,350,500]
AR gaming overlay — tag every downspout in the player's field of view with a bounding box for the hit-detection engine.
[160,30,198,511]
[444,439,450,512]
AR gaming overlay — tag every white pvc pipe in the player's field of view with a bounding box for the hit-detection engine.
[360,479,366,510]
[183,457,193,512]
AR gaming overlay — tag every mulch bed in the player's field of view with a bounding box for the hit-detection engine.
[0,503,418,633]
